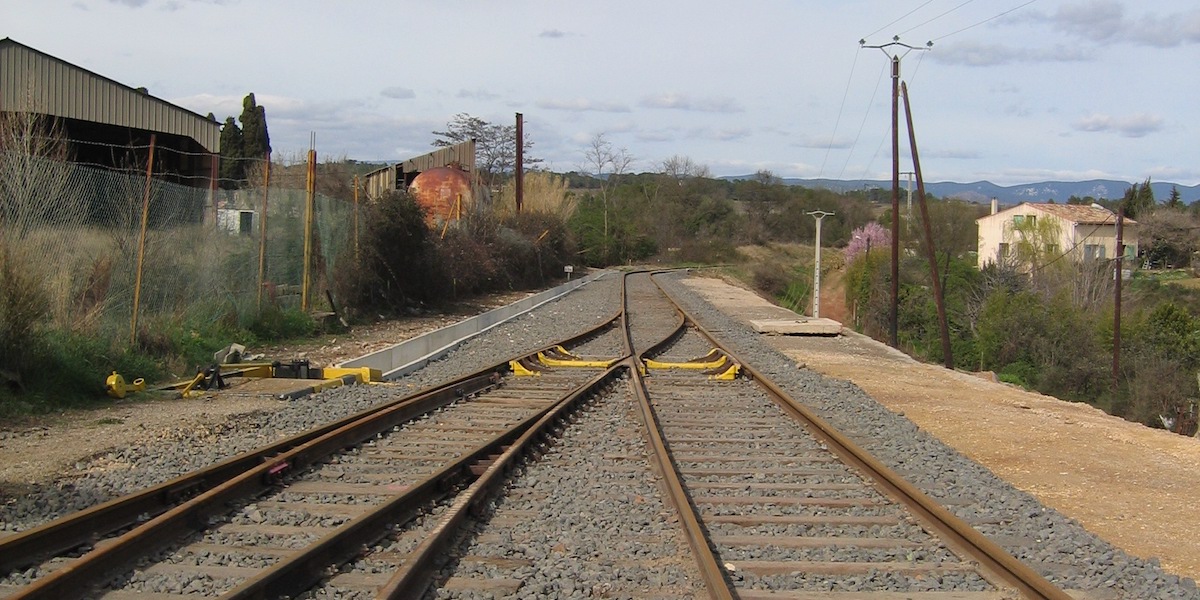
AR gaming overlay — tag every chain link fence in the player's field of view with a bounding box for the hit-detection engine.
[0,147,356,346]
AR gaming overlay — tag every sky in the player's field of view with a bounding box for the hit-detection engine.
[4,0,1200,186]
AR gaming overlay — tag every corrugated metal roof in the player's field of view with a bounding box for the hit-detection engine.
[0,38,219,153]
[364,140,477,200]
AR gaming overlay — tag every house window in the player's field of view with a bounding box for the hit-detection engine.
[1084,244,1106,261]
[998,243,1010,259]
[1013,215,1036,227]
[1046,244,1059,256]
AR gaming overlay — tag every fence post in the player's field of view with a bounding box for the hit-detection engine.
[257,151,271,310]
[209,151,218,227]
[301,142,316,312]
[130,134,157,346]
[353,174,360,262]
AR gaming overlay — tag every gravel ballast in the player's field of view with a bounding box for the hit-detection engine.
[655,272,1199,600]
[1,270,1194,599]
[0,276,620,535]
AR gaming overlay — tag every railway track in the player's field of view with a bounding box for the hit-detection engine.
[0,271,1094,598]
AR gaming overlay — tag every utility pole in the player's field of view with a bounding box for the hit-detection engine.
[902,82,952,369]
[861,36,930,349]
[515,112,524,214]
[1114,205,1124,393]
[808,210,834,319]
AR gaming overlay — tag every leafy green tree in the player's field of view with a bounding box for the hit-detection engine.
[1124,302,1200,433]
[1167,186,1184,209]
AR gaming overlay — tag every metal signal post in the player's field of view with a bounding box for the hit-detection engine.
[808,210,834,319]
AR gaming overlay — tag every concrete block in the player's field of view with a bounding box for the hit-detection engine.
[749,318,842,336]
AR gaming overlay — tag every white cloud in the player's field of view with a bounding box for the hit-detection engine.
[457,89,500,101]
[790,134,853,150]
[931,41,1090,67]
[1072,113,1164,138]
[1035,2,1200,47]
[635,130,677,143]
[380,87,415,100]
[639,93,744,113]
[536,98,631,113]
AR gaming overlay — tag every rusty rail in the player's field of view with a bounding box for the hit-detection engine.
[650,273,1073,600]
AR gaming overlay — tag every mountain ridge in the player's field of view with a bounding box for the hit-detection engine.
[723,176,1200,205]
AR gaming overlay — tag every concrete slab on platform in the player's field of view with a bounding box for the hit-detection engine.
[749,318,843,336]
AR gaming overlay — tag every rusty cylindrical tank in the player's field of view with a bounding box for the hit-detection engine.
[408,166,473,225]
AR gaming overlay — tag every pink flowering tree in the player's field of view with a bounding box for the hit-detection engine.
[844,222,890,263]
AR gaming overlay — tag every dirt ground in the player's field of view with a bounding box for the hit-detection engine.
[682,275,1200,582]
[0,294,529,499]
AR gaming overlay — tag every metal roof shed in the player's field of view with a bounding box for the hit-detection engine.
[0,37,219,186]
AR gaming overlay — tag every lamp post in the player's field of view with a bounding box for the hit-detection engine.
[808,210,834,319]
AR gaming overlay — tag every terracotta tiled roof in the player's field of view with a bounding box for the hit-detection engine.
[1027,203,1137,225]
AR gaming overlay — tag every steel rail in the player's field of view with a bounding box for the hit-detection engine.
[11,366,511,600]
[627,361,734,600]
[623,271,733,600]
[225,368,624,600]
[0,371,492,575]
[650,273,1074,600]
[375,367,625,599]
[374,271,637,598]
[7,332,624,598]
[0,311,620,577]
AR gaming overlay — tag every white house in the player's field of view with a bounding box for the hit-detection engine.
[976,202,1138,269]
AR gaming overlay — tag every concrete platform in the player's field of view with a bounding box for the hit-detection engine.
[749,317,843,336]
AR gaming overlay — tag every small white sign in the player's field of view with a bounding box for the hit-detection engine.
[564,265,574,273]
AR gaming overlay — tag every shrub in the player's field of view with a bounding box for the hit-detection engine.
[334,191,441,314]
[0,244,50,393]
[250,306,317,341]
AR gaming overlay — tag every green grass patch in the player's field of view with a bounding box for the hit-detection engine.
[249,306,317,341]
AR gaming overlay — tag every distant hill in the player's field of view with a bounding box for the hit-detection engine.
[722,176,1200,205]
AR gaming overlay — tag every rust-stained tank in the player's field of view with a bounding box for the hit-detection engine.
[408,166,472,225]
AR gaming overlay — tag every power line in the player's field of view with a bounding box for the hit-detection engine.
[837,59,890,181]
[818,46,862,180]
[863,0,937,41]
[857,122,891,182]
[1031,217,1113,272]
[900,0,978,37]
[932,0,1040,42]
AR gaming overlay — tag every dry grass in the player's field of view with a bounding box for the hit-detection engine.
[493,172,576,221]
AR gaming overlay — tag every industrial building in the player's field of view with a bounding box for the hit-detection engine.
[0,37,219,188]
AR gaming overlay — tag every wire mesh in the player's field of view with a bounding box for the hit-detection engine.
[0,148,355,343]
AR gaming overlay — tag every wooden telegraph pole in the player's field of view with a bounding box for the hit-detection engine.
[861,36,930,349]
[515,112,524,214]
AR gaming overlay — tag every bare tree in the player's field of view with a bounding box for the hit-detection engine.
[433,113,539,190]
[661,154,711,179]
[581,133,633,258]
[0,107,83,240]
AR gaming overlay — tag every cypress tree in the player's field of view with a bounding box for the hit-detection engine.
[240,93,271,161]
[218,116,245,188]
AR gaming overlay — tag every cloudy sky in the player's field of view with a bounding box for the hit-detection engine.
[5,0,1199,185]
